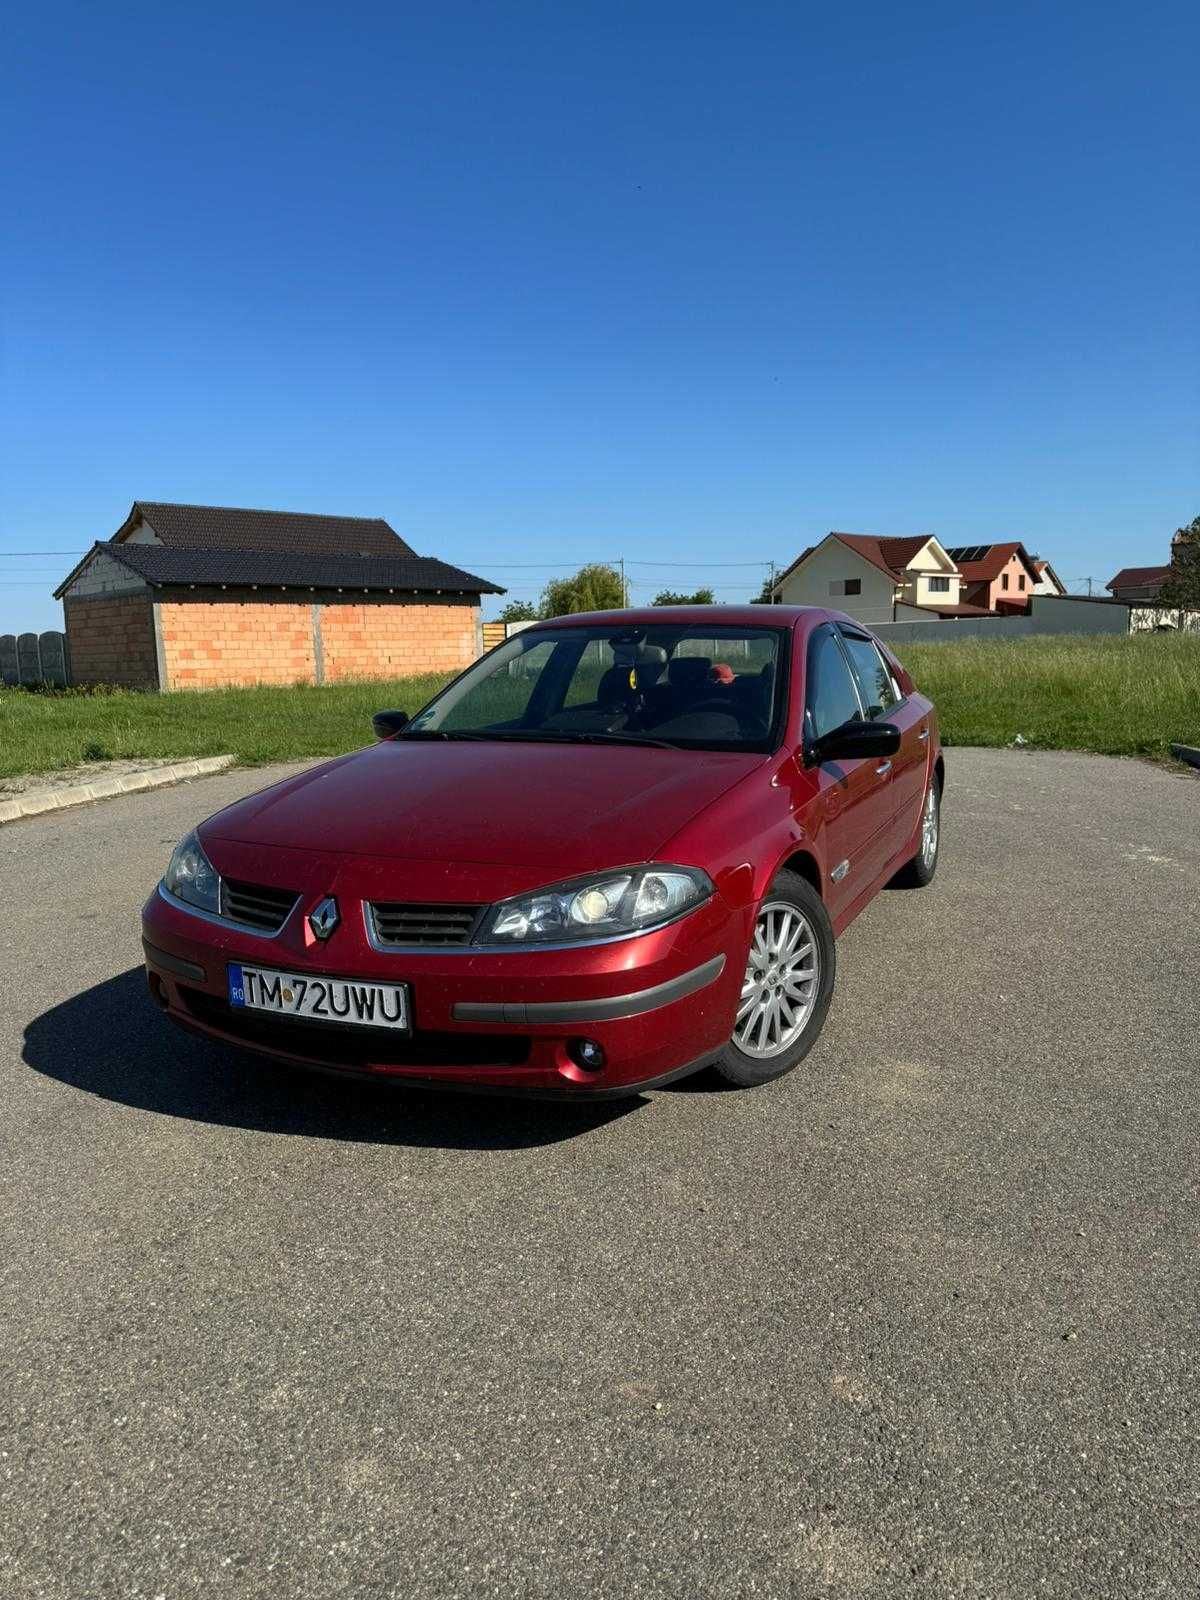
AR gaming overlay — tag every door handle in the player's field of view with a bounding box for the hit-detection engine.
[875,760,892,776]
[918,728,930,742]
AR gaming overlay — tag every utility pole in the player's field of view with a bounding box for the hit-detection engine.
[619,557,628,607]
[768,560,776,603]
[1086,576,1094,596]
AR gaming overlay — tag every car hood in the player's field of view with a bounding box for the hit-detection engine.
[202,738,765,873]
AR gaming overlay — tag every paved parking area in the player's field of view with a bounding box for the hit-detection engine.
[1,748,1197,1598]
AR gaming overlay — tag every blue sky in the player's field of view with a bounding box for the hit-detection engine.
[3,0,1196,631]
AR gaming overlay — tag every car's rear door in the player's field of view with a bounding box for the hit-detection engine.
[802,624,896,915]
[837,626,928,840]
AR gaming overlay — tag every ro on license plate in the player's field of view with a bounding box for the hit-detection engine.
[228,963,410,1032]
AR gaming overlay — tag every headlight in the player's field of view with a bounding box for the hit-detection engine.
[162,830,221,915]
[476,865,713,945]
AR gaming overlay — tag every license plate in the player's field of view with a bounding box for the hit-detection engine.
[228,963,410,1033]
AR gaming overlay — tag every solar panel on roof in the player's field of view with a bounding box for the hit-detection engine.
[946,544,992,563]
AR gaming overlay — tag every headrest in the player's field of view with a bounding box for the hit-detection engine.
[596,665,633,706]
[611,640,668,667]
[667,656,712,692]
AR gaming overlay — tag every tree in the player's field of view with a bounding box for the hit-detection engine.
[652,587,714,606]
[751,572,779,604]
[541,563,626,616]
[1157,515,1200,614]
[497,599,539,623]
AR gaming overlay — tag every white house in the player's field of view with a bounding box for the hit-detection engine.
[1031,559,1068,596]
[768,533,976,625]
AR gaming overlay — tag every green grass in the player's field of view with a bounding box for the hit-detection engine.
[897,632,1200,760]
[0,674,454,781]
[1,633,1197,781]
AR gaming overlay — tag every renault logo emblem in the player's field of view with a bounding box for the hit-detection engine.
[308,895,340,941]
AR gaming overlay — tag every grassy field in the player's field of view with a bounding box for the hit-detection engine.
[1,633,1197,781]
[899,632,1199,761]
[0,674,453,781]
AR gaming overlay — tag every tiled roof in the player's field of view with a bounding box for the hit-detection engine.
[1106,565,1172,592]
[116,501,416,557]
[928,602,994,617]
[832,533,930,578]
[944,542,1040,583]
[769,531,945,595]
[55,543,503,599]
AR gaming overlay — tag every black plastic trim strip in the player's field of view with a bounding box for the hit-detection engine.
[142,939,207,983]
[452,954,725,1025]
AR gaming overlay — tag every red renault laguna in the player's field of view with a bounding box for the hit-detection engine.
[142,607,942,1098]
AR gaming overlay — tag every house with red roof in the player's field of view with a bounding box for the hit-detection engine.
[1105,564,1174,602]
[943,542,1043,613]
[1107,524,1196,608]
[767,532,980,625]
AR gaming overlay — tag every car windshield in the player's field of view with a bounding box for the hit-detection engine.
[405,623,788,752]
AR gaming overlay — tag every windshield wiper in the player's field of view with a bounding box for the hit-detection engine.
[401,727,678,750]
[560,731,679,750]
[478,729,679,750]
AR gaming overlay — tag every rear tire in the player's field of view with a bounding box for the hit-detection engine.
[892,775,941,888]
[711,870,836,1088]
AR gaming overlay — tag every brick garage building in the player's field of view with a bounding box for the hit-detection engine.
[54,502,502,689]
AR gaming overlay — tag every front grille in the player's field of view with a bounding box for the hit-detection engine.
[368,901,483,947]
[219,878,300,933]
[177,988,530,1069]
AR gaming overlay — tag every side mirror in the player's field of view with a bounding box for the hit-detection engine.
[810,719,901,764]
[372,709,409,740]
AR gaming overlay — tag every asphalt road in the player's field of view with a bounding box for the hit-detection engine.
[1,749,1197,1599]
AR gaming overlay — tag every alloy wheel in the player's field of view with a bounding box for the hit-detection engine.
[734,901,820,1059]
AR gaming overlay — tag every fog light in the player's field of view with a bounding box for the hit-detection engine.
[569,1038,606,1072]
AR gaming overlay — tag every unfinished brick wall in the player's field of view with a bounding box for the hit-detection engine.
[318,599,477,680]
[64,594,160,688]
[157,599,316,690]
[151,593,479,689]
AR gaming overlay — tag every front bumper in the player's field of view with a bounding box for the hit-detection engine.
[141,875,748,1097]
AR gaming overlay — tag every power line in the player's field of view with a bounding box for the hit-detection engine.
[0,549,776,568]
[445,557,774,569]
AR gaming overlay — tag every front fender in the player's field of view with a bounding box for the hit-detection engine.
[658,753,828,914]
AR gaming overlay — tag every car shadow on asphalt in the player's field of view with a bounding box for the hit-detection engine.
[22,968,642,1150]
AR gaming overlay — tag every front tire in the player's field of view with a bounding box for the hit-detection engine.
[711,870,836,1088]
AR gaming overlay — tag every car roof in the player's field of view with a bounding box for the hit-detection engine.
[521,605,825,630]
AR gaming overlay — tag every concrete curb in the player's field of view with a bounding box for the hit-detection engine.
[0,755,237,825]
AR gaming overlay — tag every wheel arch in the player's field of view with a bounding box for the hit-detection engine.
[774,846,823,901]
